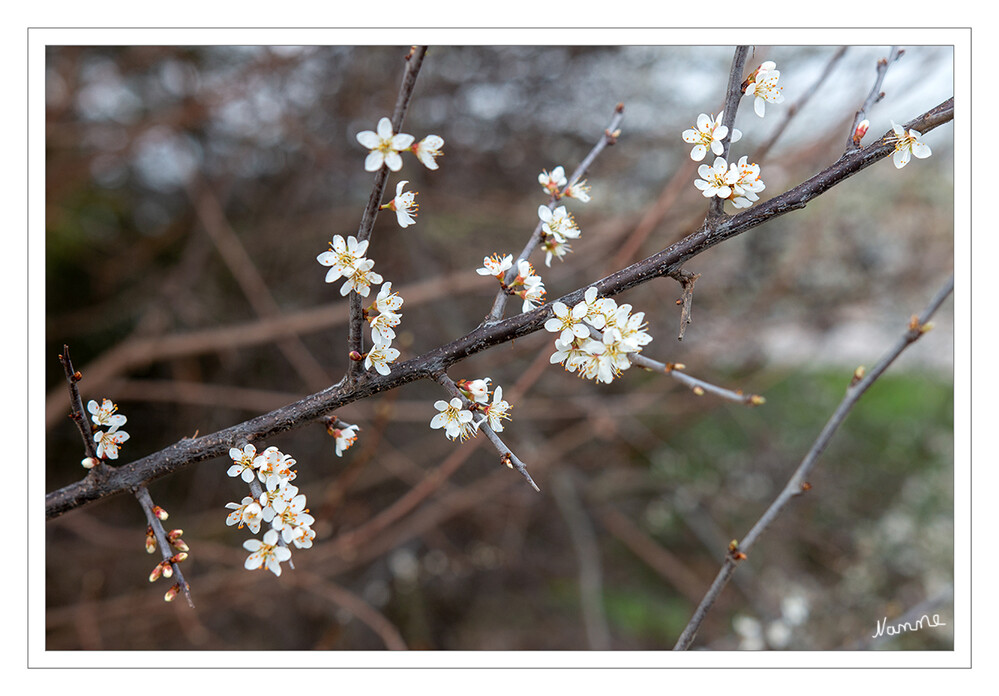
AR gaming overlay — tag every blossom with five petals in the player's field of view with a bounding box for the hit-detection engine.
[243,529,292,576]
[317,235,369,284]
[225,497,264,534]
[87,398,127,430]
[694,157,735,199]
[356,117,415,172]
[544,301,589,344]
[340,259,383,297]
[681,112,742,161]
[94,428,130,459]
[227,444,258,483]
[365,344,400,376]
[538,205,580,242]
[430,397,474,441]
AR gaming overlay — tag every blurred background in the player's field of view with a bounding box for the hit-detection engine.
[45,45,954,651]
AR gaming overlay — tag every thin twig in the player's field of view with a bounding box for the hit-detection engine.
[710,46,751,220]
[672,275,953,650]
[845,46,903,154]
[59,345,99,462]
[134,485,195,608]
[755,45,848,162]
[432,372,541,492]
[346,46,429,382]
[485,104,625,323]
[629,352,765,406]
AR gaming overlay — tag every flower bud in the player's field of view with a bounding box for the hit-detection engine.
[853,119,870,144]
[81,457,98,469]
[145,527,157,554]
[164,584,182,602]
[168,530,189,552]
[153,505,169,520]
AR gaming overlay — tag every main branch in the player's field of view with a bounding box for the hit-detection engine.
[46,98,953,520]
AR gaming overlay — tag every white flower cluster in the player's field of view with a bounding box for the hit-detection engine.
[537,165,590,267]
[694,155,766,209]
[315,237,404,375]
[364,282,404,375]
[86,398,129,462]
[476,256,546,313]
[545,287,653,384]
[429,378,512,441]
[225,444,316,576]
[683,61,784,209]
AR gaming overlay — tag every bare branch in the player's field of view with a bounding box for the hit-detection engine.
[672,275,953,650]
[845,46,904,154]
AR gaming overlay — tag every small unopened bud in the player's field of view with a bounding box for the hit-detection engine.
[164,584,182,603]
[170,552,188,564]
[853,119,870,144]
[81,457,98,469]
[149,563,164,582]
[728,539,739,552]
[692,386,705,396]
[851,365,866,386]
[168,530,189,552]
[801,481,812,492]
[733,551,748,561]
[153,505,169,521]
[161,561,174,579]
[349,350,363,362]
[145,527,157,554]
[920,322,934,334]
[749,395,766,406]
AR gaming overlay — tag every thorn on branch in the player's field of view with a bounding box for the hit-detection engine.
[668,269,701,341]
